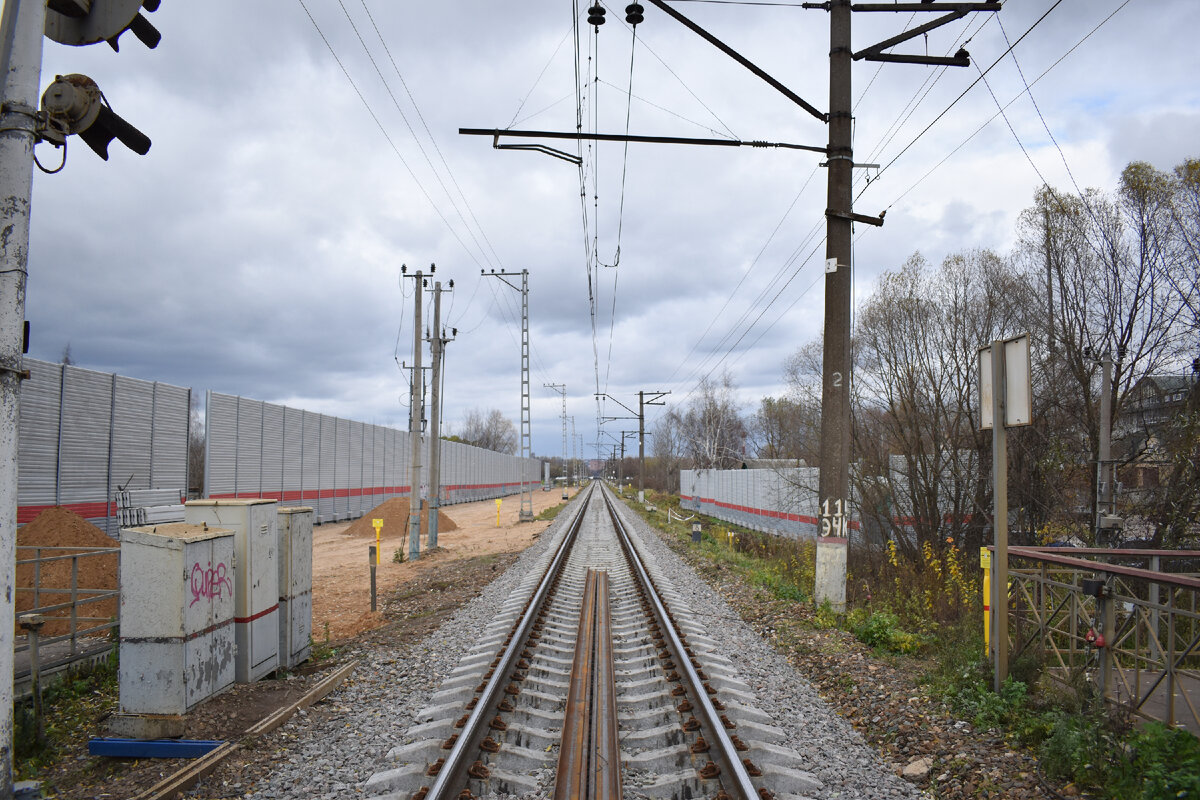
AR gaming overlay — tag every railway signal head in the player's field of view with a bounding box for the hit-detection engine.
[45,0,163,51]
[40,74,151,159]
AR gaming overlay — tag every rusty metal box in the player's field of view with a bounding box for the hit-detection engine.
[277,506,313,668]
[118,523,236,716]
[185,499,280,682]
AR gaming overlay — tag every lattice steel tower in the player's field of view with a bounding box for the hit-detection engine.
[484,269,534,521]
[545,383,567,499]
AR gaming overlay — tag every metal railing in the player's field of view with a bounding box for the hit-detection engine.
[15,545,120,685]
[1004,546,1200,731]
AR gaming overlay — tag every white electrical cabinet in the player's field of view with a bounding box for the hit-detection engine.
[277,506,313,668]
[118,523,236,716]
[184,499,280,682]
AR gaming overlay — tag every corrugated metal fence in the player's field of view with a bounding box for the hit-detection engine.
[18,359,190,535]
[680,467,824,539]
[205,392,542,523]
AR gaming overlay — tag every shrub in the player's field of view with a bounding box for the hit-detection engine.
[848,609,925,654]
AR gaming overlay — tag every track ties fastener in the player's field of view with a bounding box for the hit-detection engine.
[699,760,721,779]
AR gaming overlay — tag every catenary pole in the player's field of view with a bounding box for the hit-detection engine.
[427,281,444,550]
[814,0,853,612]
[544,383,566,498]
[0,0,45,792]
[407,269,424,561]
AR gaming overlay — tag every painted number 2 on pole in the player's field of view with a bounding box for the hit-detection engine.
[372,518,383,565]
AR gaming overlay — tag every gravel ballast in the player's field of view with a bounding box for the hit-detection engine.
[223,489,926,799]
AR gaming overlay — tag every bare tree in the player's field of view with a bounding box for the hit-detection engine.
[454,408,518,454]
[1018,163,1191,540]
[188,395,205,497]
[850,250,1038,557]
[648,409,685,492]
[679,371,747,470]
[60,342,73,365]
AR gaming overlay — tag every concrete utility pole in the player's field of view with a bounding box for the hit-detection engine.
[0,2,45,790]
[596,389,668,502]
[404,266,427,562]
[545,383,567,499]
[427,279,454,550]
[637,391,668,502]
[807,0,997,612]
[569,417,577,484]
[813,0,854,613]
[483,270,533,521]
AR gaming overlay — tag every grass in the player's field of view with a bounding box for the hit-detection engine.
[619,487,1200,800]
[624,489,815,604]
[15,651,118,783]
[536,500,569,521]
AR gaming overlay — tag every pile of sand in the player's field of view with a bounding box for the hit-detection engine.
[342,497,457,540]
[16,507,118,637]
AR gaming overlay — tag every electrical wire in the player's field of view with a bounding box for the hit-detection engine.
[869,0,1132,215]
[862,0,1065,196]
[339,0,498,272]
[507,23,576,128]
[666,166,820,384]
[296,1,490,274]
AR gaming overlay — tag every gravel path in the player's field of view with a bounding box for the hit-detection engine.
[232,490,926,799]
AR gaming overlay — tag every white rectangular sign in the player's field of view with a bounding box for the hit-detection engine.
[979,333,1032,429]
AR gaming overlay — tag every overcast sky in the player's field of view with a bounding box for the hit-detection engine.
[24,0,1200,461]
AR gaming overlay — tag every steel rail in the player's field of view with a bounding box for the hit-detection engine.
[590,569,621,799]
[601,485,760,799]
[423,483,595,800]
[555,569,598,800]
[555,568,622,800]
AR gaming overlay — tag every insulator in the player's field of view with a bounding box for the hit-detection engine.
[588,4,606,25]
[625,3,644,24]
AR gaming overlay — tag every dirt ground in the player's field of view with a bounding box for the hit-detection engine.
[313,489,572,642]
[34,487,578,800]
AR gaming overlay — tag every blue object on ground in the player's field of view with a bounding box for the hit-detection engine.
[87,738,224,758]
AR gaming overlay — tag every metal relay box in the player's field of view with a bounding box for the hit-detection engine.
[185,499,280,682]
[118,523,236,716]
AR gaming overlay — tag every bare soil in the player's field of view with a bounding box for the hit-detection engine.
[29,488,577,800]
[16,507,118,637]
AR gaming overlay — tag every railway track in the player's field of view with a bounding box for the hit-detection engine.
[363,483,821,799]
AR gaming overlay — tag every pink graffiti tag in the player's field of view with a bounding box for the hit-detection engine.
[190,561,233,607]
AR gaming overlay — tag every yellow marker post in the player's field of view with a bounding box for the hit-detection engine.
[980,547,992,653]
[372,518,383,565]
[495,498,502,527]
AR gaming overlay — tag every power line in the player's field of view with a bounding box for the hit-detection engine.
[337,1,499,274]
[864,0,1065,193]
[867,0,1132,214]
[296,0,490,273]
